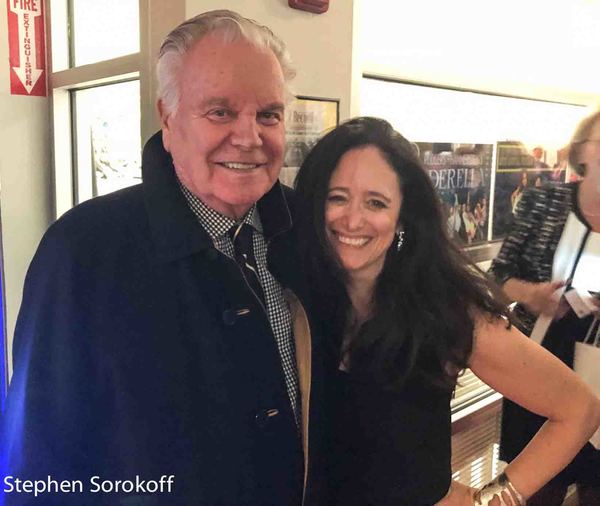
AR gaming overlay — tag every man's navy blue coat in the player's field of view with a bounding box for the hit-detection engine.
[1,133,328,505]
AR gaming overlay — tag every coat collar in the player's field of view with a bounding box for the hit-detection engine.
[142,131,292,263]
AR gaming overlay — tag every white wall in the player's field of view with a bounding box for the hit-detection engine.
[185,0,359,120]
[361,79,590,148]
[0,5,53,376]
[361,0,600,106]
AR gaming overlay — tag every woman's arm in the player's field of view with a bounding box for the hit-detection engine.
[468,314,600,500]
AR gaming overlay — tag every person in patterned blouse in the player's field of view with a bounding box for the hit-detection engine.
[490,110,600,505]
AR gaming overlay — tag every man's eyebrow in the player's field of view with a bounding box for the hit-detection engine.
[195,99,284,112]
[198,97,231,108]
[261,102,285,111]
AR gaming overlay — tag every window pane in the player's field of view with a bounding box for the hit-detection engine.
[72,0,139,66]
[73,80,141,202]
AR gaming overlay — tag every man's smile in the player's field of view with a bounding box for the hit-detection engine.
[216,162,266,171]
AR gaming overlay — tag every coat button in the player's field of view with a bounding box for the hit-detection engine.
[222,308,250,326]
[255,408,279,429]
[222,309,237,325]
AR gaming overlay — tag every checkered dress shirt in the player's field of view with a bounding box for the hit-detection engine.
[179,182,301,426]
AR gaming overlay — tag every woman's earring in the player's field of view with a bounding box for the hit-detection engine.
[396,231,404,252]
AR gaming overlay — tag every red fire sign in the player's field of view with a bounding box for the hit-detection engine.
[6,0,47,96]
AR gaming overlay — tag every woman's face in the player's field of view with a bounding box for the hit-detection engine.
[579,120,600,182]
[325,145,402,281]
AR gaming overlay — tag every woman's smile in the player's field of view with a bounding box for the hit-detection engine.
[325,145,402,279]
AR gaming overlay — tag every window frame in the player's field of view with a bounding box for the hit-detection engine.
[47,0,184,218]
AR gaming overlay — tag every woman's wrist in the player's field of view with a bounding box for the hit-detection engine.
[473,471,525,506]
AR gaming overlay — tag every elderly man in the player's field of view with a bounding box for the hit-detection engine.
[2,10,326,506]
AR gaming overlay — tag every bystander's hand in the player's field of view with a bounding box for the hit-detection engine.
[555,289,600,321]
[591,297,600,318]
[521,280,565,317]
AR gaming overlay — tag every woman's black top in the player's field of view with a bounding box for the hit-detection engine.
[329,367,452,505]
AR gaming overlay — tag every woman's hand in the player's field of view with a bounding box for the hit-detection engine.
[435,480,478,505]
[436,479,515,505]
[468,316,600,498]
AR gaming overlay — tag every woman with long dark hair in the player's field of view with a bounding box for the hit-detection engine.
[294,117,600,505]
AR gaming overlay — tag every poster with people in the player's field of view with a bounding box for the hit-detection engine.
[415,142,494,247]
[280,97,339,187]
[492,142,568,239]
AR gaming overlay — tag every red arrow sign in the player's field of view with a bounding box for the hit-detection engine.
[7,0,47,96]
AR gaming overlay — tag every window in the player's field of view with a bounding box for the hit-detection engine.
[50,0,142,216]
[49,0,184,217]
[70,0,139,67]
[72,81,141,201]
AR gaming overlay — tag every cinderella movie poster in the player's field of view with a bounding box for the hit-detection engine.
[415,142,494,247]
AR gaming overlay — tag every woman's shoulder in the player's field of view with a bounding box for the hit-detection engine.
[526,181,577,200]
[519,182,576,217]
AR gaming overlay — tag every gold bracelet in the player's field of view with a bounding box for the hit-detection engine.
[473,472,525,506]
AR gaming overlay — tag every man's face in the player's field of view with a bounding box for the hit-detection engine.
[159,35,286,219]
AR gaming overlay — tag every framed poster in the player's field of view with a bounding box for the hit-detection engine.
[415,142,494,247]
[492,141,568,239]
[280,96,339,187]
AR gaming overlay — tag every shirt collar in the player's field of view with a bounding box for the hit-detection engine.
[141,131,292,263]
[178,181,263,240]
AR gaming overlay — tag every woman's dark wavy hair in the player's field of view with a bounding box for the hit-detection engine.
[294,117,511,389]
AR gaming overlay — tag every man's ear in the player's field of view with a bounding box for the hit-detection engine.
[157,99,171,152]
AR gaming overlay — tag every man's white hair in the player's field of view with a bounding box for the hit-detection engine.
[156,9,296,115]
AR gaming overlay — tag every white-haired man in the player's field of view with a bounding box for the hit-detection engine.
[2,11,327,506]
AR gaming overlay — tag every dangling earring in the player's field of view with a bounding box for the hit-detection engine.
[396,230,404,252]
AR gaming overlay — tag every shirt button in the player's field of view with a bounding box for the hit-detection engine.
[255,408,279,429]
